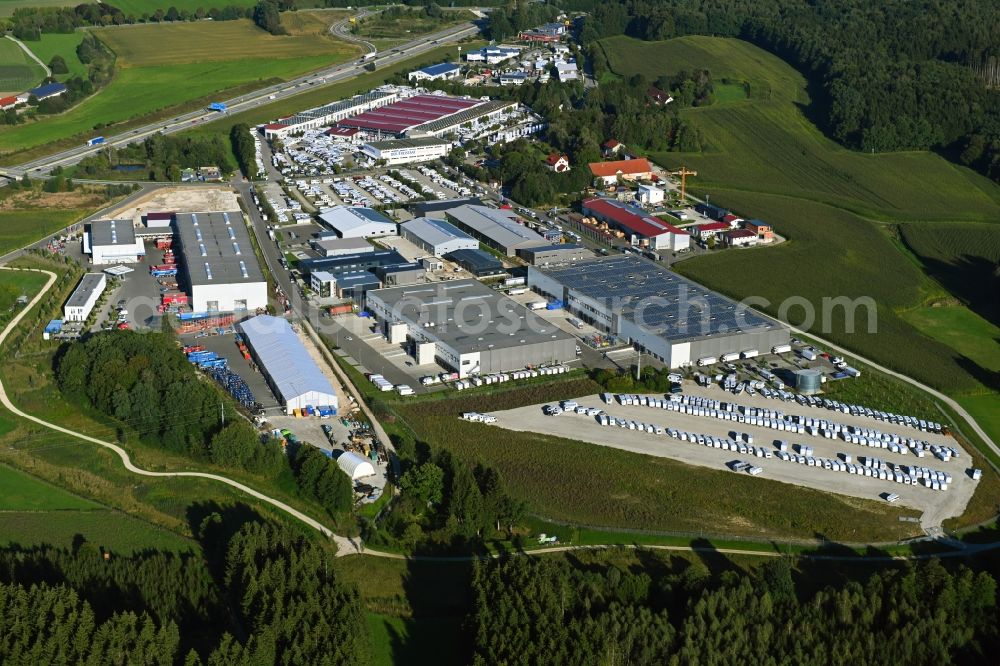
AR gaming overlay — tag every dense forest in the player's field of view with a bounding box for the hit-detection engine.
[469,554,999,665]
[55,331,353,519]
[0,519,370,664]
[541,0,1000,181]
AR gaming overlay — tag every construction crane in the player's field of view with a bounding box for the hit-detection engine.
[668,167,697,205]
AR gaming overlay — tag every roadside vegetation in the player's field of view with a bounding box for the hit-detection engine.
[350,4,475,49]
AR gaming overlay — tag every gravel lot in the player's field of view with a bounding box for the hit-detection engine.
[490,387,977,530]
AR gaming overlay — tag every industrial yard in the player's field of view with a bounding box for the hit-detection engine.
[488,385,977,529]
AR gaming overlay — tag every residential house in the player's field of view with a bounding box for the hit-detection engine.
[588,157,653,186]
[742,219,774,242]
[601,139,623,158]
[545,154,570,173]
[724,229,758,247]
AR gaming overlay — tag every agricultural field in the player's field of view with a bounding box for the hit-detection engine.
[0,19,360,162]
[0,463,98,510]
[0,509,198,553]
[0,0,76,17]
[22,31,88,79]
[597,36,1000,224]
[0,209,88,255]
[0,36,45,92]
[394,392,922,543]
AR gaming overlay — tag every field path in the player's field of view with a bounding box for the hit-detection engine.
[2,266,998,562]
[4,35,51,79]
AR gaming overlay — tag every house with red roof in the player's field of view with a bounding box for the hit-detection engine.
[601,139,623,158]
[0,96,20,111]
[722,213,742,228]
[724,229,758,247]
[588,158,653,186]
[582,198,689,251]
[692,221,730,241]
[742,219,774,242]
[545,153,570,172]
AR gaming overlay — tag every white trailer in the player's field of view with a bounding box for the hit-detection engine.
[772,344,792,354]
[697,356,717,367]
[720,352,740,363]
[740,349,759,359]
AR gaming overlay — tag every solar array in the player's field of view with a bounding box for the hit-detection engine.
[338,94,482,135]
[539,255,782,342]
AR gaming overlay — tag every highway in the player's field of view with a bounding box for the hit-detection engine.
[0,18,480,179]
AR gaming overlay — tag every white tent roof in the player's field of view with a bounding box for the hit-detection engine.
[337,452,375,480]
[238,315,336,405]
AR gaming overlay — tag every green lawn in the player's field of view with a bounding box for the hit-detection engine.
[0,508,198,553]
[599,35,1000,224]
[957,394,1000,458]
[0,209,90,255]
[0,463,99,510]
[0,0,77,18]
[0,20,360,163]
[0,36,46,92]
[22,32,88,80]
[0,269,48,311]
[368,613,465,666]
[900,304,1000,376]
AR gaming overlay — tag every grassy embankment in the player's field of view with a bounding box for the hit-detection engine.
[598,35,1000,476]
[0,36,46,92]
[0,18,360,164]
[22,31,88,79]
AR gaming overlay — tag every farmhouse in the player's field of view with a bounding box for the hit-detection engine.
[588,158,653,186]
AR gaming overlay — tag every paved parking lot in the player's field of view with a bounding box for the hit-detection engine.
[181,331,281,412]
[489,387,976,529]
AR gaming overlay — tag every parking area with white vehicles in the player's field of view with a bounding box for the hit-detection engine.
[484,384,978,528]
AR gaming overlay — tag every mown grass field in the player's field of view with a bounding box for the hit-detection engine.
[597,35,1000,223]
[0,36,45,92]
[0,463,98,510]
[394,389,922,543]
[0,0,76,17]
[22,31,88,79]
[0,269,48,311]
[0,20,360,162]
[0,209,89,255]
[0,508,198,553]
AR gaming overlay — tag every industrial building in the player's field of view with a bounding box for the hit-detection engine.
[445,205,546,256]
[582,198,690,252]
[173,212,268,313]
[360,137,452,165]
[84,219,145,265]
[310,270,381,301]
[237,315,338,415]
[411,197,485,217]
[464,45,521,64]
[375,262,425,286]
[366,279,576,378]
[261,90,397,139]
[400,217,479,256]
[318,206,397,239]
[63,273,106,322]
[443,248,504,277]
[517,243,592,266]
[407,62,462,82]
[636,184,665,205]
[309,236,374,257]
[337,93,481,138]
[300,249,407,278]
[528,255,789,368]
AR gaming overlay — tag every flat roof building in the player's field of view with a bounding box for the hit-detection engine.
[400,217,479,256]
[311,269,381,302]
[366,279,576,378]
[408,62,462,82]
[445,205,546,257]
[83,219,145,265]
[361,137,452,165]
[237,315,338,415]
[173,211,268,313]
[443,248,504,277]
[300,249,407,278]
[517,243,592,266]
[63,273,106,322]
[310,237,374,257]
[318,206,397,239]
[528,255,788,368]
[375,262,425,287]
[411,197,485,217]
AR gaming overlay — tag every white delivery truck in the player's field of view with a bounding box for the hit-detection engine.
[772,343,792,354]
[528,301,547,311]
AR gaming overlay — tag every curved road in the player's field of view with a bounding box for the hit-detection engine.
[0,267,996,562]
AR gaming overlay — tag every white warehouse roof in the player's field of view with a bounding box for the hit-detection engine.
[237,315,337,410]
[337,452,375,480]
[319,206,397,239]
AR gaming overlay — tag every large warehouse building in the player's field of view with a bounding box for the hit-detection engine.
[445,205,546,257]
[174,212,268,313]
[400,216,479,256]
[84,219,145,265]
[238,315,338,414]
[319,206,397,239]
[361,137,452,165]
[582,198,690,252]
[528,255,788,368]
[366,279,576,377]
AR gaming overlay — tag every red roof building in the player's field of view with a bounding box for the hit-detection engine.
[588,158,653,185]
[724,228,758,247]
[722,213,742,227]
[601,139,623,157]
[0,95,19,110]
[691,221,729,240]
[582,198,689,252]
[545,153,570,173]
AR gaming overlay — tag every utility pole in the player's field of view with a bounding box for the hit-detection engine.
[635,350,641,381]
[220,399,225,427]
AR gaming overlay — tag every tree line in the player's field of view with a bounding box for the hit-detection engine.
[0,3,270,36]
[567,0,1000,182]
[469,554,998,664]
[0,519,369,664]
[76,133,234,181]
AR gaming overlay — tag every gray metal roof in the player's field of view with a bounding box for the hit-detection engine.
[534,255,786,343]
[318,206,396,236]
[66,274,104,308]
[286,90,394,126]
[445,205,545,252]
[369,279,574,354]
[365,137,452,151]
[238,315,336,404]
[174,212,266,287]
[89,219,136,247]
[400,216,475,247]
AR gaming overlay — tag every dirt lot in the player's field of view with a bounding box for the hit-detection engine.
[490,386,977,530]
[104,186,240,221]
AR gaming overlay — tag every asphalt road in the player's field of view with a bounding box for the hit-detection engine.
[1,19,480,179]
